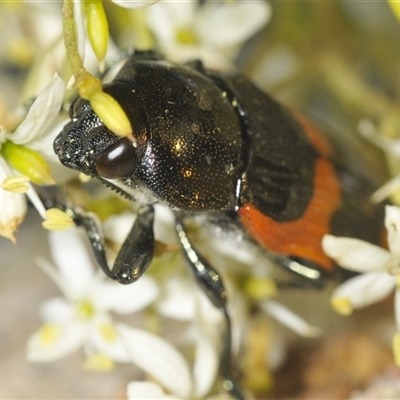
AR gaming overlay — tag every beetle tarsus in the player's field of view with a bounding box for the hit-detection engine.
[220,308,246,400]
[73,210,119,280]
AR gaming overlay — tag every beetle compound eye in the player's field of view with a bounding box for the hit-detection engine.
[95,137,137,179]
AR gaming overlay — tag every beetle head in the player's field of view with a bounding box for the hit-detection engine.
[55,55,242,210]
[54,82,148,180]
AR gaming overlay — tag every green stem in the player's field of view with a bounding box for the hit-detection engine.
[62,0,91,85]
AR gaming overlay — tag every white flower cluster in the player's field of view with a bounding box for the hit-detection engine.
[7,1,400,399]
[323,205,400,367]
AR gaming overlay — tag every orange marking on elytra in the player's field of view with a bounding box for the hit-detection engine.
[239,157,341,271]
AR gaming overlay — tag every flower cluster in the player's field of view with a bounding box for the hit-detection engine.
[0,75,66,241]
[323,205,400,367]
[4,1,400,399]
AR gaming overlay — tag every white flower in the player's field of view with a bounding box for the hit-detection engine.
[71,0,156,73]
[127,381,233,400]
[105,209,228,397]
[322,205,400,315]
[7,75,65,164]
[322,205,400,365]
[127,382,178,400]
[260,299,322,338]
[125,290,222,399]
[27,226,159,367]
[0,4,64,96]
[146,0,272,68]
[0,74,67,242]
[112,0,160,9]
[0,157,26,243]
[105,205,318,394]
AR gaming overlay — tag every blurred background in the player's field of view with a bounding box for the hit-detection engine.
[1,1,400,399]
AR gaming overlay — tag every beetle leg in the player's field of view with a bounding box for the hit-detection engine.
[40,188,155,284]
[73,205,155,284]
[72,207,117,280]
[175,216,245,400]
[111,205,155,284]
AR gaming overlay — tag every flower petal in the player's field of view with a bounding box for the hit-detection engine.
[322,234,391,272]
[127,381,176,400]
[192,297,220,398]
[146,1,196,44]
[154,205,178,245]
[39,297,74,323]
[93,275,159,314]
[156,276,197,321]
[27,322,85,362]
[26,117,69,161]
[103,212,135,245]
[112,0,160,9]
[260,300,321,337]
[161,43,233,69]
[12,74,65,144]
[197,1,271,48]
[117,323,192,398]
[331,271,395,310]
[48,227,95,298]
[89,317,131,362]
[0,158,26,242]
[385,205,400,256]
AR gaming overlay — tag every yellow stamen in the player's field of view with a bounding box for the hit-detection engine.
[175,27,199,45]
[243,277,278,301]
[98,323,118,343]
[42,208,74,231]
[1,175,30,193]
[39,323,62,345]
[90,90,133,138]
[77,75,103,100]
[331,297,353,316]
[76,299,95,319]
[78,172,92,183]
[84,1,109,67]
[1,141,55,185]
[62,0,133,138]
[83,353,115,371]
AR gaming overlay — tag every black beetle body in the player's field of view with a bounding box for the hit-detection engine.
[57,53,244,211]
[55,50,383,286]
[54,51,384,399]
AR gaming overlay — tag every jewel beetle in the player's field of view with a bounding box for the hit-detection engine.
[53,50,385,399]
